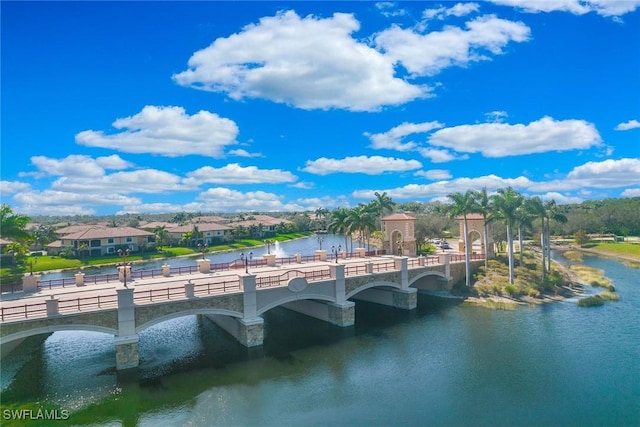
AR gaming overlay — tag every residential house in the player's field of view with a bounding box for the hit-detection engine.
[49,226,155,256]
[167,222,232,246]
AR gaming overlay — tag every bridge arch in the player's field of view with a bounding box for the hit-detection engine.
[346,280,401,300]
[257,293,335,316]
[1,324,118,346]
[136,308,243,334]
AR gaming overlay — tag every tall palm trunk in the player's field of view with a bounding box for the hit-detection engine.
[506,224,515,284]
[518,226,524,267]
[483,222,489,269]
[463,217,471,288]
[540,230,546,281]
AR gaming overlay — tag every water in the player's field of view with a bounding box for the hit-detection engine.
[39,234,352,281]
[1,251,639,426]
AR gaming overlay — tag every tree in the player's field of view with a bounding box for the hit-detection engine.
[154,225,169,248]
[544,200,567,272]
[0,204,31,242]
[447,190,477,288]
[490,187,524,284]
[371,191,395,231]
[5,241,28,266]
[471,187,491,269]
[528,196,548,281]
[328,208,351,252]
[515,198,537,267]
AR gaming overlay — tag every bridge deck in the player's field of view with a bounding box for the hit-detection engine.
[1,255,443,322]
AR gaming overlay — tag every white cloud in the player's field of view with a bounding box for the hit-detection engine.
[291,181,315,190]
[428,116,602,157]
[188,187,304,212]
[423,3,480,20]
[184,164,297,185]
[489,0,640,17]
[13,190,140,216]
[75,106,239,158]
[565,158,640,187]
[228,149,262,158]
[302,155,422,175]
[485,110,508,123]
[376,2,407,17]
[621,188,640,198]
[0,180,31,196]
[414,169,452,180]
[352,174,533,200]
[417,147,469,163]
[116,203,190,215]
[615,119,640,131]
[366,121,444,151]
[375,14,530,76]
[173,11,425,112]
[51,169,192,194]
[537,191,583,204]
[26,154,132,178]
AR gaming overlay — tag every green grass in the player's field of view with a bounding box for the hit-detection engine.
[590,242,640,257]
[562,250,584,262]
[578,295,605,307]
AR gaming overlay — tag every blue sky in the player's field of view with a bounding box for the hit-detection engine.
[1,1,639,216]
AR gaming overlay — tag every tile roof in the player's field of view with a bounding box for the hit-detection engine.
[60,226,154,240]
[382,213,416,221]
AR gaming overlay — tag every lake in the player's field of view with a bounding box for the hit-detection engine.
[1,242,638,426]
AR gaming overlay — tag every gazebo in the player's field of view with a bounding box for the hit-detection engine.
[381,213,417,257]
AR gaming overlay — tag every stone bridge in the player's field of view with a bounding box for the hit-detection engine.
[0,254,482,370]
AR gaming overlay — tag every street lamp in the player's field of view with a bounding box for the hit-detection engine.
[331,244,342,263]
[265,240,273,255]
[317,235,324,250]
[240,251,253,274]
[118,248,131,288]
[198,243,209,259]
[29,255,38,276]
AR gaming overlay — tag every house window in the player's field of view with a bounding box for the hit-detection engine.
[90,239,101,247]
[107,247,115,253]
[126,237,132,242]
[108,238,114,244]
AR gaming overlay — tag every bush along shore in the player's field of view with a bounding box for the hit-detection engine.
[462,249,603,310]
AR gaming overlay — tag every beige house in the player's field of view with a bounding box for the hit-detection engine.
[49,226,155,256]
[167,222,232,245]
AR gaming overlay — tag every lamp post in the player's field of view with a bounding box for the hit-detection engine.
[317,235,324,250]
[331,244,342,263]
[29,256,38,276]
[265,240,272,255]
[198,243,209,259]
[240,251,253,274]
[118,248,131,288]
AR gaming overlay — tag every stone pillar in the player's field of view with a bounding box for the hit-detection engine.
[315,250,327,261]
[197,259,211,273]
[367,262,374,274]
[75,272,85,286]
[438,253,451,279]
[115,287,139,370]
[162,264,171,277]
[355,248,366,258]
[46,296,59,316]
[394,257,409,289]
[185,280,195,298]
[263,253,277,267]
[327,302,355,327]
[22,274,40,292]
[392,288,417,310]
[295,254,302,263]
[238,318,264,347]
[239,274,257,319]
[330,264,346,304]
[418,256,425,266]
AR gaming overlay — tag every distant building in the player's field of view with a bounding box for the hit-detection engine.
[48,226,155,256]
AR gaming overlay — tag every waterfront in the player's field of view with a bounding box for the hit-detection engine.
[1,249,639,426]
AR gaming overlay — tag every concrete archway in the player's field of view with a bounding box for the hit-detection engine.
[382,213,417,256]
[456,214,493,257]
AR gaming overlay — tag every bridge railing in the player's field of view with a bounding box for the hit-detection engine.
[255,268,332,289]
[58,294,118,313]
[345,264,368,276]
[1,302,47,321]
[372,261,396,272]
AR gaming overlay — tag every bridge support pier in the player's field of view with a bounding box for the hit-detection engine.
[205,315,264,347]
[352,287,417,310]
[115,335,139,370]
[281,300,355,327]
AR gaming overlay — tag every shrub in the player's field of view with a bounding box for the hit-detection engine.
[502,284,518,297]
[526,287,541,298]
[598,291,620,301]
[578,295,605,307]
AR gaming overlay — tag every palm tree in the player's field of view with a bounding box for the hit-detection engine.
[371,191,395,231]
[515,198,537,267]
[154,225,169,248]
[328,208,350,252]
[472,187,491,269]
[0,204,31,242]
[490,187,524,284]
[544,200,568,272]
[447,190,477,288]
[528,196,548,281]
